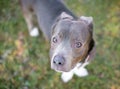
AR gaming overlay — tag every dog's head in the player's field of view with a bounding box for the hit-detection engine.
[50,12,95,72]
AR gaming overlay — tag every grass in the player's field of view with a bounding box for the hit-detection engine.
[0,0,120,89]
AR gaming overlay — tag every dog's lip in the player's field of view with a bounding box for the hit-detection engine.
[51,65,72,72]
[51,64,70,72]
[51,65,64,72]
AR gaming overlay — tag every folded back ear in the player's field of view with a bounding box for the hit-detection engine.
[60,12,73,19]
[80,16,93,25]
[80,16,93,35]
[51,12,73,35]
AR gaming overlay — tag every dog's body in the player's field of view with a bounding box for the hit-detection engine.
[20,0,76,40]
[20,0,95,82]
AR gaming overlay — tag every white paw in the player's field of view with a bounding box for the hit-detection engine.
[61,71,74,83]
[30,27,39,37]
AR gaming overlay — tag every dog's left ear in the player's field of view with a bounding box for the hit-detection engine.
[80,16,93,25]
[80,16,95,62]
[80,16,93,35]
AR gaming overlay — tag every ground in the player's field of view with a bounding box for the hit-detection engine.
[0,0,120,89]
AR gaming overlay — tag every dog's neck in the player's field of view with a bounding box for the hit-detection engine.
[33,0,77,40]
[80,38,95,63]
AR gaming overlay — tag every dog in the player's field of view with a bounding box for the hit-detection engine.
[20,0,95,82]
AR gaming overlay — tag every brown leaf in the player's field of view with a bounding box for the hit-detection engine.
[14,32,25,56]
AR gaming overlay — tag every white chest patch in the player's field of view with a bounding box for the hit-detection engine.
[61,62,89,83]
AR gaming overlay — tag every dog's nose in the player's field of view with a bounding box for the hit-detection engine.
[53,55,65,65]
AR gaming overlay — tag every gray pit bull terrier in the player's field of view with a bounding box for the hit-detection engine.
[20,0,95,80]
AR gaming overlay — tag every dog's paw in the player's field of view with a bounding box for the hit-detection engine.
[61,71,74,83]
[30,27,39,37]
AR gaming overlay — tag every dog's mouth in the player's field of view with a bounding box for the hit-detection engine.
[51,65,67,72]
[51,64,73,72]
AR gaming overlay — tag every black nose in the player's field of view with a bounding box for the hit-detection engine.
[53,55,65,65]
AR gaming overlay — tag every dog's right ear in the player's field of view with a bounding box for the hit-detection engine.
[52,12,73,35]
[55,12,73,23]
[60,12,73,19]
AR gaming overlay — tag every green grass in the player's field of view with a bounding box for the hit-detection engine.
[0,0,120,89]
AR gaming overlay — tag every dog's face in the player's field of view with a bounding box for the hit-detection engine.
[50,12,95,72]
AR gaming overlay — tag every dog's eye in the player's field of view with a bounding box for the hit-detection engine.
[53,37,57,43]
[75,42,82,48]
